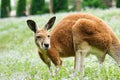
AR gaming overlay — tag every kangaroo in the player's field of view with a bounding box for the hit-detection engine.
[27,13,120,76]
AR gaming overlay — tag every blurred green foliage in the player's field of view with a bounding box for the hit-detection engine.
[82,0,107,9]
[16,0,26,17]
[53,0,69,13]
[1,0,11,18]
[30,0,47,15]
[116,0,120,8]
[0,0,120,17]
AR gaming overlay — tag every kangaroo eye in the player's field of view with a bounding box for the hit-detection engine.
[36,36,42,39]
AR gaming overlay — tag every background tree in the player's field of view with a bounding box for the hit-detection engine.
[103,0,112,8]
[53,0,68,13]
[49,0,53,14]
[116,0,120,8]
[76,0,81,11]
[81,0,107,9]
[30,0,46,15]
[16,0,26,17]
[1,0,11,18]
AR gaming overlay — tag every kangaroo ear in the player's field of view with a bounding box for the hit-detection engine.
[44,16,56,30]
[27,20,38,33]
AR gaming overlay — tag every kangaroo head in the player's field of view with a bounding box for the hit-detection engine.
[27,16,56,51]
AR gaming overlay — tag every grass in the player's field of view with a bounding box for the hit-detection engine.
[0,8,120,80]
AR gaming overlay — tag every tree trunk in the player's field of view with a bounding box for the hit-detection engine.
[103,0,112,8]
[49,0,53,14]
[76,0,80,11]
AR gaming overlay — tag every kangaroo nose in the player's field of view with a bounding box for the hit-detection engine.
[44,43,49,48]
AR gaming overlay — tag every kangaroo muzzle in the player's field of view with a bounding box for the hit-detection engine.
[42,38,50,50]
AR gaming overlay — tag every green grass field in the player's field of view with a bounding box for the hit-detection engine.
[0,8,120,80]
